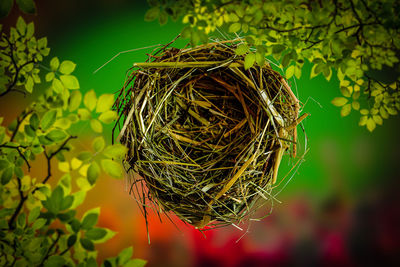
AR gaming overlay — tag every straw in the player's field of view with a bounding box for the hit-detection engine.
[113,38,306,228]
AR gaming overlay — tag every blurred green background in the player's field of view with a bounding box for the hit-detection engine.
[1,0,399,266]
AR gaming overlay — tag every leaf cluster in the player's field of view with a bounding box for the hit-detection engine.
[0,17,145,267]
[145,0,400,131]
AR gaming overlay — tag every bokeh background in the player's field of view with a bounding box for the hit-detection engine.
[1,0,400,266]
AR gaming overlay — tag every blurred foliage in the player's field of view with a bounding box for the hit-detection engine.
[0,17,146,267]
[144,0,400,131]
[0,0,37,18]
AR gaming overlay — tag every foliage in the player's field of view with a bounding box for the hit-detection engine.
[144,0,400,131]
[0,17,146,267]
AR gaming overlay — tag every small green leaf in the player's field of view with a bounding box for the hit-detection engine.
[78,108,91,120]
[16,0,36,15]
[14,166,23,179]
[81,213,98,230]
[77,151,92,161]
[59,60,76,75]
[70,219,80,233]
[24,124,36,137]
[101,159,123,178]
[40,110,57,131]
[44,255,65,267]
[28,206,41,223]
[96,94,114,113]
[1,167,13,185]
[46,129,67,142]
[244,53,256,70]
[60,75,79,89]
[366,118,376,132]
[50,57,60,71]
[92,136,105,152]
[286,65,295,79]
[69,91,82,112]
[16,17,27,35]
[0,160,9,171]
[29,113,39,130]
[90,119,103,133]
[103,144,127,160]
[98,110,117,124]
[80,237,95,251]
[159,9,168,25]
[144,7,160,21]
[124,259,147,267]
[60,195,73,210]
[85,228,107,240]
[229,22,241,33]
[32,218,46,230]
[87,161,100,185]
[84,90,97,111]
[67,234,77,247]
[45,72,54,82]
[118,247,133,265]
[52,78,64,93]
[340,104,352,117]
[235,44,249,56]
[17,213,26,228]
[331,97,348,107]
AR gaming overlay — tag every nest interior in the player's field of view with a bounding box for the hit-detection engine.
[114,39,303,229]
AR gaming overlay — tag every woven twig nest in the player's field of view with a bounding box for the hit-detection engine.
[114,39,304,229]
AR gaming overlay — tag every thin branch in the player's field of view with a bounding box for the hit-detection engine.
[0,144,31,170]
[8,178,27,229]
[10,110,33,142]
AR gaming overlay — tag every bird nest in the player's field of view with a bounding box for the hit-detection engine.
[113,39,305,229]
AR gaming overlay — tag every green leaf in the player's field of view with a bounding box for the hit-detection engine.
[90,119,103,133]
[87,161,100,185]
[235,44,249,56]
[16,0,36,14]
[286,65,295,79]
[340,104,352,117]
[124,259,147,267]
[0,160,9,171]
[32,218,46,230]
[98,110,118,124]
[78,108,91,120]
[331,97,348,107]
[92,136,105,152]
[45,72,55,82]
[67,234,77,247]
[81,213,98,230]
[29,113,39,130]
[59,60,76,75]
[159,9,168,25]
[103,144,127,160]
[85,228,107,240]
[255,51,265,66]
[68,91,82,112]
[44,255,65,267]
[1,167,13,185]
[16,17,27,35]
[84,90,97,111]
[77,151,92,162]
[17,213,26,228]
[366,118,376,132]
[14,166,23,179]
[118,247,133,265]
[71,191,86,209]
[0,0,13,18]
[25,76,34,93]
[229,22,241,33]
[60,195,73,210]
[101,159,123,178]
[24,124,36,137]
[80,238,95,251]
[46,129,67,142]
[50,57,60,72]
[144,7,160,21]
[40,110,57,131]
[60,75,79,89]
[28,206,41,223]
[70,219,80,233]
[96,94,114,113]
[52,78,63,93]
[244,53,256,70]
